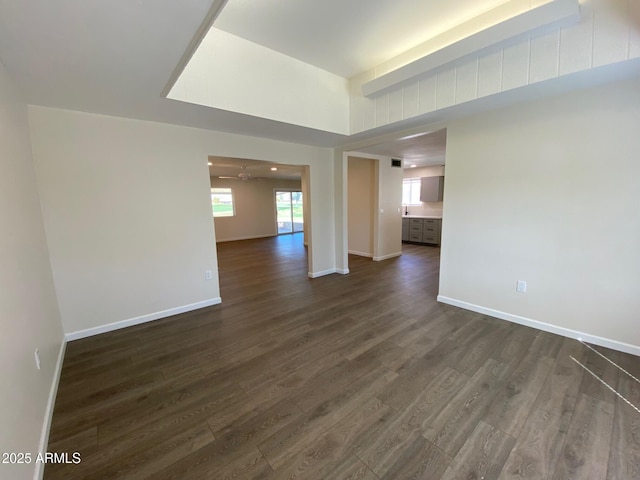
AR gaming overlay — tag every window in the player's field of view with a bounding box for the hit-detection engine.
[211,187,235,217]
[402,178,421,205]
[276,190,304,234]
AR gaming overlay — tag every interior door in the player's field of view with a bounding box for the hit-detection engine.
[276,191,303,234]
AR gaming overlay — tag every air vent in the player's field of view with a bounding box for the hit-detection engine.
[391,159,402,168]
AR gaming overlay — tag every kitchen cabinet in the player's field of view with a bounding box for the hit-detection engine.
[409,219,423,242]
[422,218,440,244]
[402,218,409,241]
[402,217,442,245]
[420,176,444,202]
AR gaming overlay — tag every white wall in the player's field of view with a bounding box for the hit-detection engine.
[374,157,404,261]
[439,77,640,353]
[211,177,302,242]
[344,153,403,263]
[302,167,311,246]
[347,157,375,256]
[170,28,350,135]
[28,106,335,336]
[403,165,445,217]
[350,0,640,134]
[0,63,64,480]
[333,154,348,273]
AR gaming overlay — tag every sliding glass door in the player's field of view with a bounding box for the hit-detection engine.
[276,191,303,234]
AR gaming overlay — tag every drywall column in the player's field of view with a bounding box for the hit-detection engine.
[347,156,375,257]
[307,160,336,277]
[334,152,349,272]
[0,62,64,480]
[301,166,310,246]
[374,157,403,261]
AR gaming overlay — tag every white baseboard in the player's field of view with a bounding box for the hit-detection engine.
[373,252,402,262]
[437,295,640,357]
[348,250,373,258]
[308,268,336,278]
[336,268,350,275]
[34,337,67,480]
[65,298,222,341]
[216,234,275,243]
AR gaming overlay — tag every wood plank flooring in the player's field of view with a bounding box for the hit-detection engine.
[45,233,640,479]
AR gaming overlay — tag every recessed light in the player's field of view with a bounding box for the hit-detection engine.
[208,162,213,166]
[270,167,278,171]
[410,164,417,168]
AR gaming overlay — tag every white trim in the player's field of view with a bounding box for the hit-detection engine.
[273,188,304,236]
[362,0,580,96]
[65,298,222,341]
[373,252,402,261]
[161,0,228,97]
[34,337,66,480]
[336,268,350,275]
[437,295,640,357]
[216,234,275,243]
[348,250,373,258]
[308,268,337,278]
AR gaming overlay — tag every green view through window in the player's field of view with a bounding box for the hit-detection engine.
[211,187,235,217]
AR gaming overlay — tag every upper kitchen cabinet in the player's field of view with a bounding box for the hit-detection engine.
[420,176,444,202]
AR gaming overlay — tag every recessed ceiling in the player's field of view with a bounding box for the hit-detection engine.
[1,0,636,150]
[209,157,304,180]
[353,129,447,168]
[0,0,345,146]
[214,0,513,78]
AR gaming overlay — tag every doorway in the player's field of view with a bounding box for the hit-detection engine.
[342,128,447,277]
[208,157,311,279]
[276,190,304,234]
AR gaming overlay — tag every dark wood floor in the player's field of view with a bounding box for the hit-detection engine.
[45,233,640,479]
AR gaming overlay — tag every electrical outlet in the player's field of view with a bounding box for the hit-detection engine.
[205,270,213,281]
[516,280,527,293]
[34,349,41,370]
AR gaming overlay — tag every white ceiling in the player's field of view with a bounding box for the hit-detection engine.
[0,0,206,115]
[215,0,513,78]
[208,157,303,180]
[1,0,637,156]
[354,129,447,167]
[0,0,514,139]
[0,0,344,146]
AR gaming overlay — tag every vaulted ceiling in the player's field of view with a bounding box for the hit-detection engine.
[214,0,513,78]
[0,0,338,145]
[0,0,510,147]
[1,0,637,164]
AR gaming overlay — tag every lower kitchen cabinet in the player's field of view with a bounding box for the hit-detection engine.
[402,217,441,245]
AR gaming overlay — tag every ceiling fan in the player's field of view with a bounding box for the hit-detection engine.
[218,165,253,181]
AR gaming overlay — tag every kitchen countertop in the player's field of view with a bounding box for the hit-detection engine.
[403,215,442,219]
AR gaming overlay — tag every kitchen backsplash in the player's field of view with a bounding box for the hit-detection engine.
[405,202,443,217]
